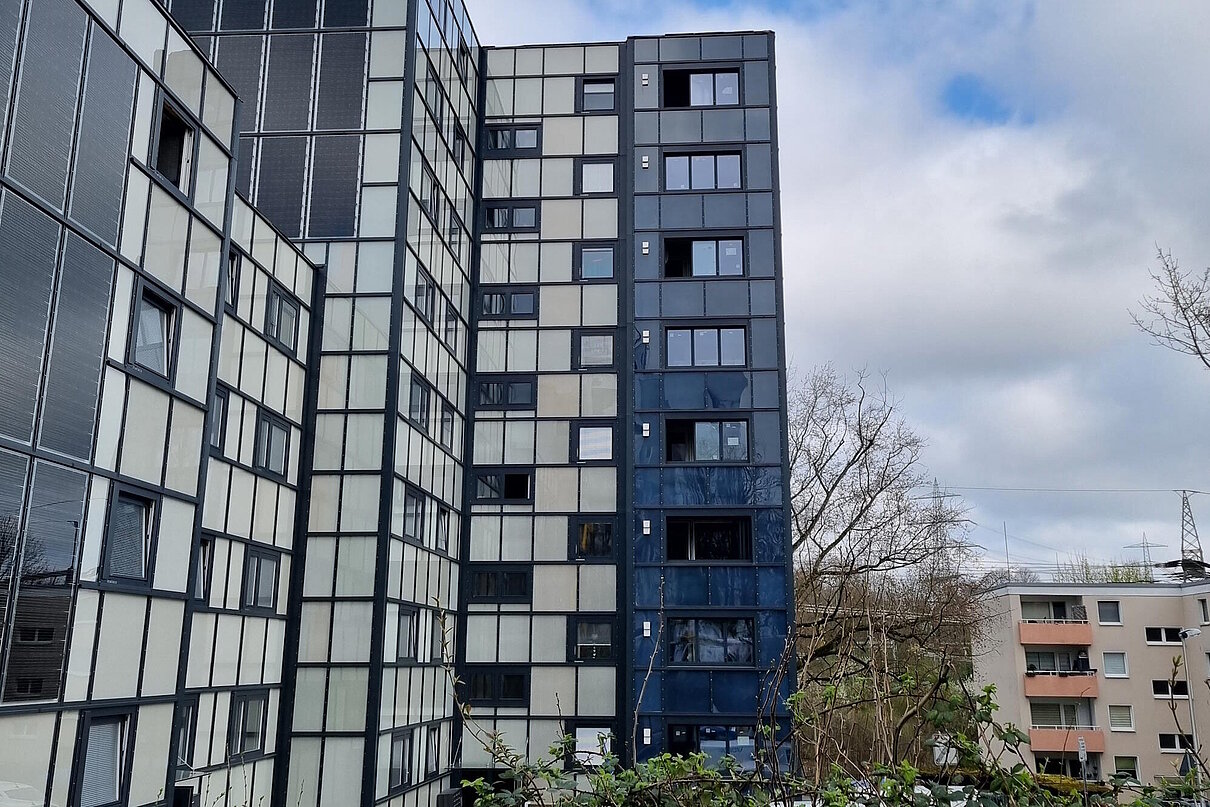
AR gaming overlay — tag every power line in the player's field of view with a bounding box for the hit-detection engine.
[939,485,1209,495]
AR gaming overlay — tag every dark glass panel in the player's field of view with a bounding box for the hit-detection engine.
[0,0,25,148]
[70,28,136,246]
[219,0,267,30]
[634,375,660,409]
[709,568,757,607]
[753,510,786,563]
[634,470,660,507]
[235,137,255,196]
[262,34,314,131]
[271,0,316,28]
[40,235,113,459]
[316,33,366,130]
[663,373,705,409]
[704,372,749,409]
[255,135,307,237]
[0,448,29,661]
[757,612,788,667]
[169,0,217,32]
[633,571,660,609]
[664,671,710,712]
[0,193,60,443]
[5,0,86,210]
[664,568,708,606]
[215,36,264,133]
[3,460,85,702]
[711,673,758,714]
[307,134,359,238]
[322,0,368,27]
[757,568,787,608]
[664,467,708,506]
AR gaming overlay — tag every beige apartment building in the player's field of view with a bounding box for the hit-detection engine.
[977,582,1210,784]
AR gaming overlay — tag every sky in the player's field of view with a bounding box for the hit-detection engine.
[464,0,1210,577]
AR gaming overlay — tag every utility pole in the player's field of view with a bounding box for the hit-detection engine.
[1003,522,1010,579]
[1180,491,1205,580]
[1125,533,1163,582]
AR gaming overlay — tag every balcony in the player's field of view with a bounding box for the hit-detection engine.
[1029,726,1105,754]
[1023,670,1099,699]
[1019,620,1092,646]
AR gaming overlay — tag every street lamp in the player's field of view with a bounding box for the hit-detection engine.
[1180,627,1203,806]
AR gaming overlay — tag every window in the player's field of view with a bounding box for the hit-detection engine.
[397,607,417,661]
[475,471,533,502]
[1153,679,1190,699]
[669,617,755,664]
[439,403,454,450]
[1108,705,1134,730]
[408,377,430,429]
[430,610,444,662]
[254,411,289,477]
[465,668,528,705]
[577,425,613,461]
[414,270,435,322]
[1113,756,1138,779]
[664,153,741,191]
[104,489,156,582]
[1202,598,1209,624]
[16,627,53,644]
[484,202,539,232]
[1030,702,1082,728]
[480,288,537,318]
[209,387,228,451]
[666,327,745,367]
[478,377,536,409]
[578,245,614,280]
[663,70,740,107]
[154,100,194,192]
[485,124,540,154]
[389,730,411,792]
[581,79,614,111]
[570,726,612,767]
[572,619,613,661]
[425,725,440,777]
[194,536,213,601]
[668,725,755,771]
[453,124,468,170]
[666,419,748,462]
[667,517,752,561]
[1097,600,1121,624]
[80,715,128,807]
[467,566,531,602]
[443,301,459,347]
[241,549,278,611]
[403,488,425,544]
[577,332,615,368]
[1160,733,1195,752]
[228,691,267,758]
[265,284,299,353]
[664,237,743,277]
[225,250,241,310]
[579,160,615,194]
[174,699,197,780]
[1145,626,1183,644]
[132,285,175,377]
[434,506,451,554]
[572,520,613,560]
[1103,651,1128,677]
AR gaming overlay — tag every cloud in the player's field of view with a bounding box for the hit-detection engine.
[464,0,1210,571]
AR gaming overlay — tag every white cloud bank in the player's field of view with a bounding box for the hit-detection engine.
[466,0,1210,572]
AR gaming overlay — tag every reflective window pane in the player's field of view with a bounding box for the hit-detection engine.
[690,155,715,190]
[134,292,172,375]
[690,73,714,106]
[578,426,612,461]
[581,247,613,279]
[579,334,613,367]
[717,154,742,189]
[721,421,748,461]
[581,162,614,193]
[665,156,689,191]
[694,422,720,461]
[512,207,536,228]
[718,240,744,275]
[666,329,692,367]
[719,328,746,366]
[691,241,717,276]
[582,79,614,111]
[715,72,740,105]
[693,328,719,366]
[514,128,538,148]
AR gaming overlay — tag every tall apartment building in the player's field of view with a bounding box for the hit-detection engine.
[0,0,794,805]
[977,582,1210,785]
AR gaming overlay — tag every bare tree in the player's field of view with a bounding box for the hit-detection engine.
[1133,247,1210,370]
[787,366,987,780]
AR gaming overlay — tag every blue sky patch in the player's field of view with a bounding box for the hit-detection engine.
[941,73,1014,125]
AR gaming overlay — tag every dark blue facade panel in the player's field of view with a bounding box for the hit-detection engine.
[262,34,315,132]
[215,35,265,133]
[220,0,267,31]
[316,32,367,130]
[256,135,308,237]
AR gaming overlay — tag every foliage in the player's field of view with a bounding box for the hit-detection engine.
[462,685,1209,806]
[1050,552,1151,583]
[1133,246,1210,371]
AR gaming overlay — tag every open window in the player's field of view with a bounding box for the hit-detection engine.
[131,284,176,378]
[104,488,158,584]
[667,516,752,561]
[663,70,740,108]
[665,419,749,462]
[154,100,195,193]
[664,237,744,278]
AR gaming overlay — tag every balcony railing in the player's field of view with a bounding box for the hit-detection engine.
[1030,724,1098,731]
[1021,618,1089,624]
[1024,669,1097,677]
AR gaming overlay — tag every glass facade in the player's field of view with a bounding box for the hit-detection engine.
[0,4,790,805]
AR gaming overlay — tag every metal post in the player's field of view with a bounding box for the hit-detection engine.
[1181,629,1204,807]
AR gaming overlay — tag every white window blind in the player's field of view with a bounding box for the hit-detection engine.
[1030,703,1061,726]
[1103,652,1127,676]
[80,717,124,807]
[1109,705,1133,729]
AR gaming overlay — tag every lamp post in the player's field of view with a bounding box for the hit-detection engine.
[1180,627,1204,807]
